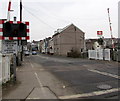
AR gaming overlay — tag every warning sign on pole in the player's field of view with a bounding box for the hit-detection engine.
[2,40,18,54]
[97,31,103,37]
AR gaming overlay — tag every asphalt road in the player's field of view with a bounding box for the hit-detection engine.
[2,54,120,100]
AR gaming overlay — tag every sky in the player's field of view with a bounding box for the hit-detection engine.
[0,0,119,41]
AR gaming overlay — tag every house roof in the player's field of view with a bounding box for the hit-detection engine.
[52,23,84,37]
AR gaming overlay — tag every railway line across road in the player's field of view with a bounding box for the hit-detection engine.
[2,54,119,100]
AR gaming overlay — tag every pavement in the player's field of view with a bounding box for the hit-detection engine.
[2,54,120,100]
[2,56,59,100]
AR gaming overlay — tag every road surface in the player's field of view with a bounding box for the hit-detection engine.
[2,54,119,100]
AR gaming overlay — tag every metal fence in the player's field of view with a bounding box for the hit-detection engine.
[88,49,111,61]
[0,54,12,84]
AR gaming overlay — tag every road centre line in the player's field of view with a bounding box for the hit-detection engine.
[16,68,18,71]
[34,72,47,98]
[88,69,119,79]
[30,62,34,69]
[34,72,43,88]
[29,60,43,88]
[59,88,120,99]
[29,61,47,98]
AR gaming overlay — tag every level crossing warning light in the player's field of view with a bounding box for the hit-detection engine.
[3,22,27,37]
[0,20,29,40]
[18,23,27,37]
[4,22,11,32]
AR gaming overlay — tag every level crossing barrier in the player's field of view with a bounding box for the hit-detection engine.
[104,49,111,61]
[88,50,97,60]
[0,54,13,84]
[88,49,111,61]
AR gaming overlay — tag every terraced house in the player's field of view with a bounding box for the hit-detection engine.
[52,24,85,56]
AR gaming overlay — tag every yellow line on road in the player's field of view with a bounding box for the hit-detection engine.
[59,88,119,99]
[88,69,119,79]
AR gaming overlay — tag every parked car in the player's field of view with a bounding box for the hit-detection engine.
[24,50,30,56]
[32,51,37,55]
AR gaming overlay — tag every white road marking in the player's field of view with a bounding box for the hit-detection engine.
[29,61,47,98]
[34,72,43,88]
[30,62,34,69]
[27,97,40,99]
[88,69,119,79]
[16,68,18,71]
[29,61,43,88]
[59,88,120,99]
[34,72,47,98]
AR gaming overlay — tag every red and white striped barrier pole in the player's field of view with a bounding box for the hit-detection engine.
[7,0,12,21]
[107,8,115,50]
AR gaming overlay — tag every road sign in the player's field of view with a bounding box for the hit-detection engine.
[2,40,18,54]
[97,31,103,35]
[97,31,103,38]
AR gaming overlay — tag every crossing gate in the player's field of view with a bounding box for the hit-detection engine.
[88,49,111,61]
[0,54,12,84]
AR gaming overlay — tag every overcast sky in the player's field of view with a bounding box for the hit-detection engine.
[0,0,119,41]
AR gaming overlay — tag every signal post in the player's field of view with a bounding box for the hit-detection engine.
[0,19,29,81]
